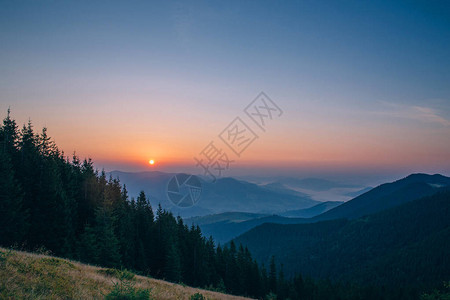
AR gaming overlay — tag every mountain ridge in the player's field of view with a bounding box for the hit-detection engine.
[232,188,450,290]
[187,173,450,244]
[108,171,319,217]
[311,173,450,221]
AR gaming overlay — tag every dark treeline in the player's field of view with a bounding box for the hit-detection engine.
[0,111,439,299]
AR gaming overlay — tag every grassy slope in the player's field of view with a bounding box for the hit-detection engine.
[0,248,251,300]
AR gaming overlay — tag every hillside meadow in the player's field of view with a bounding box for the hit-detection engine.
[0,247,252,300]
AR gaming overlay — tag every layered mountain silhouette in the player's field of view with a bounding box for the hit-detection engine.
[186,214,306,245]
[232,188,450,291]
[188,174,450,244]
[311,173,450,221]
[185,201,343,245]
[280,200,344,218]
[109,171,319,217]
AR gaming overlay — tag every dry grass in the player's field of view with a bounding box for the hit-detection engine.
[0,247,252,300]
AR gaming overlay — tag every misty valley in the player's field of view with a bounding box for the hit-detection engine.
[1,113,449,299]
[2,2,450,299]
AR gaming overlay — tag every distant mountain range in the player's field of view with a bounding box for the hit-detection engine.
[311,173,450,221]
[271,177,360,191]
[108,171,450,294]
[185,212,268,226]
[108,171,319,218]
[242,176,370,202]
[188,174,450,244]
[279,201,344,218]
[232,187,450,291]
[112,172,450,246]
[185,214,306,245]
[185,201,342,244]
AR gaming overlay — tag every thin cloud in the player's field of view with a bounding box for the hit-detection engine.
[375,101,450,127]
[411,106,450,127]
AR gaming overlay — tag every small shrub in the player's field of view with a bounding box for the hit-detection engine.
[0,251,6,266]
[0,249,12,266]
[190,292,207,300]
[119,269,136,281]
[265,292,277,300]
[34,246,52,256]
[98,268,120,277]
[105,281,151,300]
[102,268,150,300]
[204,280,226,294]
[40,257,75,269]
[98,268,135,281]
[421,281,450,300]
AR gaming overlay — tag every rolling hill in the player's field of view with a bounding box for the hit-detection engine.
[311,173,450,221]
[186,214,307,245]
[185,212,268,226]
[232,189,450,292]
[0,248,250,300]
[187,174,450,244]
[280,201,343,218]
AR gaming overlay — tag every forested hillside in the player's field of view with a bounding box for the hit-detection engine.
[187,173,450,245]
[233,189,450,296]
[0,111,269,298]
[2,111,449,300]
[312,173,450,221]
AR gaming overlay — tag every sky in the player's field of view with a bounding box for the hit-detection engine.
[1,1,450,184]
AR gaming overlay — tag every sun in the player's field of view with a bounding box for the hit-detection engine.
[149,159,155,165]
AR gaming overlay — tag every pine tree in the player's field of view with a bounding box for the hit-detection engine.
[134,191,154,273]
[260,264,270,297]
[78,207,121,267]
[269,255,277,294]
[0,109,19,162]
[94,207,121,268]
[5,111,405,299]
[17,120,44,249]
[277,263,288,299]
[114,185,136,268]
[165,243,181,282]
[79,159,99,230]
[0,142,27,246]
[78,224,99,264]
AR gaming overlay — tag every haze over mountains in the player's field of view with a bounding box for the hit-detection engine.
[185,201,344,245]
[311,173,450,221]
[110,171,450,247]
[233,188,450,292]
[242,176,371,202]
[184,174,449,244]
[3,0,450,298]
[109,171,357,217]
[223,173,450,294]
[280,201,344,218]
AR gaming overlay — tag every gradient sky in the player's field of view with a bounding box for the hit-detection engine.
[1,1,449,183]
